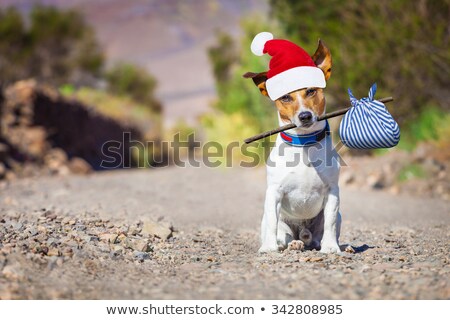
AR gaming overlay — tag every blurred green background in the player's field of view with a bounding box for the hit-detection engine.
[206,0,449,159]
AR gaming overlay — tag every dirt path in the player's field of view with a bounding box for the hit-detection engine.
[0,167,449,299]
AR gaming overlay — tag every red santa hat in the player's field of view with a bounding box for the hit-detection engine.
[250,32,326,101]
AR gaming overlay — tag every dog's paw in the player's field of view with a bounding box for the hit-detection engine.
[287,240,305,251]
[320,242,341,254]
[258,243,279,254]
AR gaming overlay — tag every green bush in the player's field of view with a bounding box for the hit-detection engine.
[204,17,283,165]
[397,163,427,182]
[205,1,449,160]
[207,18,281,127]
[396,106,450,151]
[60,86,161,125]
[105,63,161,113]
[0,6,103,87]
[270,0,449,125]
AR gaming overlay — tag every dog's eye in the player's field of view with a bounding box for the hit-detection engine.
[280,95,292,103]
[306,88,317,97]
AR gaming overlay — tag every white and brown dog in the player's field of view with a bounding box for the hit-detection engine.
[244,32,341,253]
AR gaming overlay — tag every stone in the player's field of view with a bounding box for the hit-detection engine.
[367,173,385,189]
[99,233,118,244]
[133,251,150,261]
[131,239,152,252]
[27,227,38,236]
[74,224,86,231]
[62,248,73,258]
[121,237,133,249]
[46,238,58,247]
[142,220,172,239]
[117,234,127,243]
[47,248,60,257]
[110,247,123,259]
[97,242,110,253]
[2,265,24,281]
[37,225,47,234]
[68,157,92,175]
[13,222,23,231]
[340,171,355,185]
[389,185,400,195]
[360,265,371,273]
[412,143,431,162]
[310,257,324,262]
[44,148,68,170]
[43,210,57,220]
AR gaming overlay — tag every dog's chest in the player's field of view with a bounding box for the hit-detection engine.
[267,137,337,219]
[278,166,327,219]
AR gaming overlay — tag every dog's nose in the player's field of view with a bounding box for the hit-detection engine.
[298,111,313,123]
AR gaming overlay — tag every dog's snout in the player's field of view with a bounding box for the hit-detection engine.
[298,111,313,122]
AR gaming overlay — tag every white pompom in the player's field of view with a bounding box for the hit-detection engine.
[250,32,273,56]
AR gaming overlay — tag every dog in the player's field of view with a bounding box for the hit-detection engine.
[244,39,342,254]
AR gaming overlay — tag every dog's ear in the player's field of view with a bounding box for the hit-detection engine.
[243,71,269,97]
[312,39,332,80]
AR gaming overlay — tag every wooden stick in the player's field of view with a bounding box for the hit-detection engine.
[244,97,394,144]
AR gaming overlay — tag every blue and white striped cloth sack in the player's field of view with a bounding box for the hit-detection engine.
[339,84,400,149]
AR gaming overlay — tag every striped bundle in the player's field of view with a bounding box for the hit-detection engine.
[339,84,400,149]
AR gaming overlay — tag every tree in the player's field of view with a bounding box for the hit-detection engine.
[207,18,280,128]
[0,6,104,87]
[269,0,450,124]
[0,7,30,86]
[208,31,238,85]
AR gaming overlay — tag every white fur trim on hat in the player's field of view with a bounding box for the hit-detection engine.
[250,32,273,56]
[266,66,326,101]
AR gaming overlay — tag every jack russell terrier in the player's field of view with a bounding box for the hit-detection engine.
[244,32,342,254]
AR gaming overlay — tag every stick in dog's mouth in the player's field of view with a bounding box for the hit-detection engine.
[244,97,393,144]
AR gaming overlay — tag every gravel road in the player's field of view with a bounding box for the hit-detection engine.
[0,167,448,299]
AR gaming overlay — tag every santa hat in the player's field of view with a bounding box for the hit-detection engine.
[250,32,326,101]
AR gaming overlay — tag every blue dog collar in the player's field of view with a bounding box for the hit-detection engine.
[280,121,330,146]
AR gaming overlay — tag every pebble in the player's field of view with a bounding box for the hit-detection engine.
[360,265,372,273]
[133,251,150,261]
[0,207,448,299]
[62,248,73,257]
[43,211,57,221]
[142,220,172,240]
[302,256,324,262]
[27,228,38,236]
[131,239,152,252]
[13,223,23,231]
[47,248,60,257]
[0,212,162,275]
[75,224,87,231]
[2,265,24,281]
[99,233,118,244]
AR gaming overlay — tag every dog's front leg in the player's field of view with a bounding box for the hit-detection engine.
[259,186,281,253]
[320,186,341,253]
